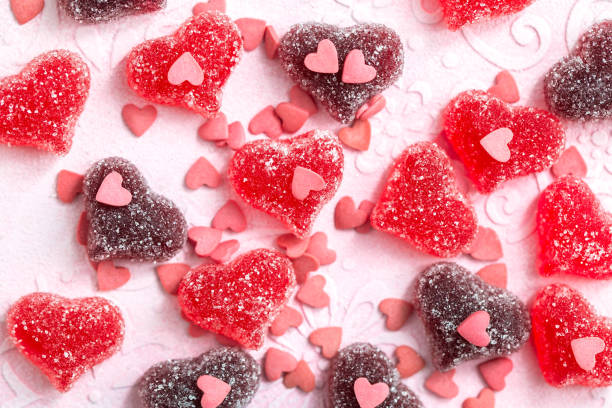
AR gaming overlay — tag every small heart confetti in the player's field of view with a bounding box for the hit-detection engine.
[476,263,507,289]
[10,0,44,24]
[467,227,503,261]
[209,240,240,263]
[227,121,246,150]
[309,327,342,359]
[338,119,371,151]
[292,253,320,283]
[283,360,315,392]
[425,369,459,399]
[571,337,606,372]
[342,49,376,84]
[379,298,413,331]
[197,375,231,408]
[167,52,204,86]
[292,166,326,200]
[488,71,519,103]
[289,85,318,116]
[297,275,330,308]
[185,157,221,189]
[354,377,390,408]
[264,348,298,381]
[248,105,282,139]
[305,231,336,265]
[212,200,246,232]
[304,39,339,74]
[335,196,370,229]
[97,261,130,291]
[188,226,223,256]
[121,104,157,137]
[551,146,587,178]
[156,263,190,294]
[480,128,513,163]
[270,305,303,336]
[462,388,495,408]
[356,94,385,120]
[277,233,311,258]
[198,112,229,141]
[96,171,132,207]
[276,102,309,134]
[458,311,491,347]
[264,25,280,59]
[478,357,513,391]
[56,170,84,203]
[395,345,425,378]
[192,0,225,14]
[235,18,266,51]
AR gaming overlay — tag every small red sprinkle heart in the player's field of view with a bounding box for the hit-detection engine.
[209,240,240,263]
[425,369,459,399]
[353,377,390,408]
[192,0,225,14]
[235,18,266,51]
[277,233,311,258]
[571,336,606,372]
[551,146,587,179]
[167,52,204,86]
[395,345,425,378]
[10,0,43,24]
[292,166,326,200]
[355,200,376,234]
[283,360,315,392]
[342,49,376,84]
[198,112,229,141]
[212,200,246,232]
[264,25,280,59]
[156,263,190,294]
[305,232,336,265]
[227,121,245,150]
[476,263,508,289]
[478,357,513,391]
[467,226,503,261]
[292,253,320,284]
[197,374,231,408]
[264,347,298,381]
[248,105,282,139]
[309,326,342,359]
[356,94,386,120]
[338,119,371,151]
[379,298,413,331]
[458,311,491,347]
[56,170,84,203]
[480,128,513,163]
[304,39,339,74]
[76,211,88,246]
[289,85,318,116]
[297,275,330,308]
[462,388,495,408]
[97,260,130,291]
[188,226,223,257]
[96,171,132,207]
[488,70,520,103]
[270,305,303,336]
[334,196,370,229]
[185,157,221,189]
[276,102,309,134]
[121,104,157,137]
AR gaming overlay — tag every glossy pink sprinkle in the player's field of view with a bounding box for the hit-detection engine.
[304,39,339,74]
[292,166,326,200]
[192,0,225,14]
[342,49,376,84]
[354,377,390,408]
[305,231,335,265]
[551,146,587,178]
[167,52,204,86]
[197,375,231,408]
[425,369,459,399]
[289,85,318,116]
[96,171,132,207]
[457,311,491,347]
[355,94,385,120]
[227,121,245,150]
[264,26,280,59]
[276,102,309,134]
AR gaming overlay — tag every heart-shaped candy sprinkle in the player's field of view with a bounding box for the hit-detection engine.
[292,166,326,200]
[270,305,303,336]
[168,52,204,86]
[122,104,157,137]
[96,171,133,207]
[304,39,339,74]
[292,253,320,283]
[276,102,309,134]
[338,119,371,151]
[248,105,283,139]
[209,240,240,263]
[156,263,190,294]
[185,157,221,189]
[478,357,513,391]
[56,170,84,203]
[197,375,231,408]
[467,226,503,261]
[571,337,606,372]
[354,377,390,408]
[551,146,588,178]
[188,227,223,257]
[458,311,491,347]
[264,348,298,381]
[211,200,246,232]
[10,0,44,24]
[305,231,336,265]
[97,260,131,291]
[235,18,266,51]
[425,369,459,398]
[297,275,330,308]
[379,298,413,331]
[476,263,507,289]
[309,327,342,359]
[462,388,495,408]
[480,128,513,163]
[342,49,376,84]
[277,233,311,258]
[284,361,315,392]
[487,71,519,103]
[193,0,225,14]
[395,346,425,378]
[289,85,318,116]
[335,196,370,229]
[265,25,280,59]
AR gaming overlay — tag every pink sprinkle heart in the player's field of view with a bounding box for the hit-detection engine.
[185,157,221,189]
[188,227,222,257]
[356,94,386,120]
[488,70,520,103]
[476,263,508,289]
[248,105,282,139]
[378,298,413,331]
[289,85,318,116]
[354,377,390,408]
[395,345,425,378]
[309,326,342,359]
[338,119,371,151]
[167,52,204,86]
[283,360,315,392]
[198,112,229,141]
[425,369,459,399]
[270,305,303,336]
[275,102,309,134]
[304,39,339,74]
[480,128,513,162]
[97,261,130,291]
[467,226,503,261]
[156,263,190,294]
[297,275,330,308]
[305,232,336,265]
[277,233,311,258]
[197,375,231,408]
[264,25,280,59]
[264,347,298,381]
[56,170,84,203]
[235,18,266,51]
[342,49,376,84]
[458,311,491,347]
[10,0,43,25]
[463,388,495,408]
[292,166,326,200]
[192,0,225,14]
[334,196,370,229]
[355,200,376,234]
[121,104,157,137]
[571,336,606,372]
[551,146,587,179]
[209,240,240,263]
[96,171,132,207]
[212,200,246,232]
[292,253,320,284]
[76,211,88,246]
[226,121,245,150]
[478,357,513,391]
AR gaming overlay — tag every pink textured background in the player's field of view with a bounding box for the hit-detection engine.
[1,0,611,407]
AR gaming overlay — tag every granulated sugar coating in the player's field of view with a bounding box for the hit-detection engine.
[544,21,612,120]
[440,0,536,31]
[126,11,241,117]
[443,90,565,193]
[531,284,612,387]
[278,23,403,124]
[83,157,187,262]
[138,348,260,408]
[178,249,296,349]
[0,50,90,155]
[370,142,478,258]
[6,293,125,392]
[537,176,612,279]
[58,0,165,23]
[414,262,530,371]
[228,130,343,238]
[328,343,423,408]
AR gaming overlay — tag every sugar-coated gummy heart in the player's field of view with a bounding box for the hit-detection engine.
[58,0,165,23]
[0,50,90,155]
[544,21,612,121]
[278,23,403,124]
[443,90,565,193]
[531,284,612,387]
[178,249,296,349]
[83,157,187,262]
[6,292,124,392]
[415,262,530,371]
[126,11,241,117]
[329,343,423,408]
[537,176,612,279]
[138,347,260,407]
[228,130,343,238]
[371,142,478,257]
[440,0,536,31]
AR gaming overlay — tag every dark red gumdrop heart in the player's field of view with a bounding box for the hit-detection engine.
[440,0,536,31]
[228,129,344,238]
[537,175,612,279]
[178,249,297,349]
[83,157,187,263]
[531,283,612,387]
[138,347,260,408]
[443,90,566,193]
[126,11,242,117]
[544,21,612,120]
[329,343,424,408]
[278,23,403,124]
[6,292,125,392]
[58,0,165,22]
[370,142,478,258]
[0,50,90,155]
[415,262,530,371]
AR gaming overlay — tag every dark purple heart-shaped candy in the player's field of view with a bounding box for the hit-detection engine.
[58,0,166,22]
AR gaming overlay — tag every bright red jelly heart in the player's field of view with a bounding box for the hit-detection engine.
[178,249,297,349]
[440,0,536,31]
[126,11,241,117]
[58,0,165,22]
[537,175,612,279]
[531,283,612,387]
[370,142,478,258]
[0,50,90,155]
[228,130,343,238]
[278,23,403,124]
[6,292,125,392]
[443,90,565,193]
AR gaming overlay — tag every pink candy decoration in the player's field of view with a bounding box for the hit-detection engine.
[197,375,231,408]
[342,49,377,84]
[457,311,491,347]
[480,128,513,162]
[292,166,326,200]
[167,52,204,86]
[571,337,606,372]
[304,39,339,74]
[95,171,132,207]
[353,377,390,408]
[122,104,157,137]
